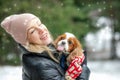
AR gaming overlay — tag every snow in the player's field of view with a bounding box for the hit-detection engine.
[0,60,120,80]
[0,66,22,80]
[88,60,120,80]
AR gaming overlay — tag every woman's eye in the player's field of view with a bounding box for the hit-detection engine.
[29,28,35,34]
[31,30,35,34]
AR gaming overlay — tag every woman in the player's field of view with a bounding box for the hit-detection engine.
[1,13,90,80]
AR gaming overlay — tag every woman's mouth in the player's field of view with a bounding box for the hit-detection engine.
[40,33,48,40]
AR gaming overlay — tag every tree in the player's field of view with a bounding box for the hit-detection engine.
[74,0,120,59]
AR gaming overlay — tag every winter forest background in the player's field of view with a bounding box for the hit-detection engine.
[0,0,120,80]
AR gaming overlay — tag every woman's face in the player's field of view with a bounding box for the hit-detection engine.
[27,18,53,45]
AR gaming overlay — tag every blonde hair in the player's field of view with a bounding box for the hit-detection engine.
[24,43,59,63]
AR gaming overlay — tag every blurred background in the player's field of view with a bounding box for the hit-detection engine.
[0,0,120,80]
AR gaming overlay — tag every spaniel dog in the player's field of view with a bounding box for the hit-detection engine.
[55,32,84,80]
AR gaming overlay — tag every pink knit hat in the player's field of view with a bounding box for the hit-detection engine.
[1,13,39,45]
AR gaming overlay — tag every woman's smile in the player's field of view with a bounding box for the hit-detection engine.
[40,33,48,40]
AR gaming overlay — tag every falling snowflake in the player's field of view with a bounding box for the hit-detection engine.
[92,48,96,52]
[37,6,41,9]
[98,8,102,12]
[82,3,85,6]
[96,2,99,5]
[23,19,29,25]
[103,7,106,10]
[61,3,63,6]
[103,1,106,4]
[77,8,80,11]
[14,3,17,7]
[110,5,113,8]
[88,4,91,7]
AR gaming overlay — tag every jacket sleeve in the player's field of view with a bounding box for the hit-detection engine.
[76,64,90,80]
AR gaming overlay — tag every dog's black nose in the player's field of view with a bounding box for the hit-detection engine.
[62,41,66,45]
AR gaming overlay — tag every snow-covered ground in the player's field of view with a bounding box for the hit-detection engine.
[0,60,120,80]
[88,60,120,80]
[0,66,22,80]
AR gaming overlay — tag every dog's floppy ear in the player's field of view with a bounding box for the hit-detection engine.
[67,47,83,63]
[67,38,83,63]
[54,36,61,46]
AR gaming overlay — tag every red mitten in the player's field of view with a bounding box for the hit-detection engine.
[65,54,85,80]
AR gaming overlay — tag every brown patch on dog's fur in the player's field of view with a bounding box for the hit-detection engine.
[67,37,83,63]
[54,34,66,46]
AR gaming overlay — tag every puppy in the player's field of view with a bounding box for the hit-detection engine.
[55,32,84,63]
[55,32,84,80]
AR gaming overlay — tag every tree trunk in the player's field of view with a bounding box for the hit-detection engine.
[110,36,117,59]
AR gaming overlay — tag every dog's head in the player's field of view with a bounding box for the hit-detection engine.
[55,32,83,62]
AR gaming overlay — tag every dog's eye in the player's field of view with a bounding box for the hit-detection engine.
[68,40,72,44]
[60,37,64,40]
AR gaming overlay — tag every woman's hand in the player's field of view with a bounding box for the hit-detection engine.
[65,56,85,80]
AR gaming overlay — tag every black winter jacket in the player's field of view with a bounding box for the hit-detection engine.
[19,44,90,80]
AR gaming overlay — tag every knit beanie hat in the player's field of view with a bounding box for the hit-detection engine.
[1,13,39,45]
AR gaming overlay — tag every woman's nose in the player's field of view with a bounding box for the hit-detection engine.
[38,28,44,34]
